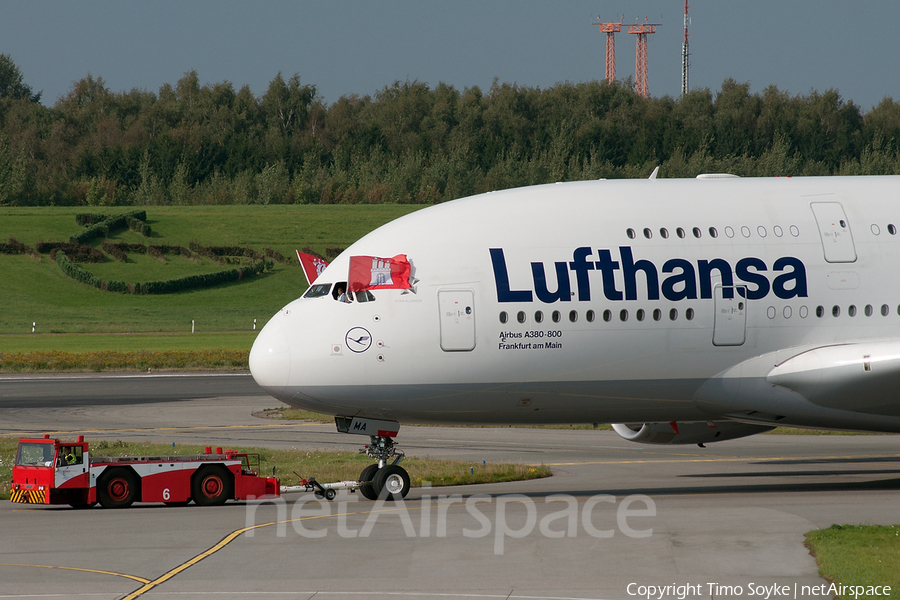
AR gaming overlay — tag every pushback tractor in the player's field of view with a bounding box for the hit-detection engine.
[11,435,280,508]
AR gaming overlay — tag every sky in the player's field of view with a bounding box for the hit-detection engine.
[4,1,900,111]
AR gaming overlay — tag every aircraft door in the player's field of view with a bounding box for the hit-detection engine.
[438,290,476,351]
[810,202,857,263]
[712,285,746,346]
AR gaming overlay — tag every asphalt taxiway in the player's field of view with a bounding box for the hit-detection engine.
[1,374,898,600]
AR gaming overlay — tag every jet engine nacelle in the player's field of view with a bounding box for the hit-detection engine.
[611,421,775,445]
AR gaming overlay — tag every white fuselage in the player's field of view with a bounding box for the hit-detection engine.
[250,176,900,434]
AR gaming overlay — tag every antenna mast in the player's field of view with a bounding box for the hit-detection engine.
[593,16,623,82]
[681,1,691,96]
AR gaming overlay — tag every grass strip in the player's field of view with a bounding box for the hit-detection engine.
[0,438,549,501]
[805,525,900,598]
[0,349,249,372]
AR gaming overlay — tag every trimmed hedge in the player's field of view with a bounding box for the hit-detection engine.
[69,210,148,244]
[0,237,36,256]
[55,251,273,294]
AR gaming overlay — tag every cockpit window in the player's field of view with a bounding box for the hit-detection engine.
[304,283,332,298]
[331,282,376,303]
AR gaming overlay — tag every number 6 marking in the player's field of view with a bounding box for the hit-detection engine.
[163,488,170,500]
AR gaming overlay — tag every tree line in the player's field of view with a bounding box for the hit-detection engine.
[2,53,900,207]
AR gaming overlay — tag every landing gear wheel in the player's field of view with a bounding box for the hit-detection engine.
[192,466,233,506]
[373,464,410,501]
[358,464,380,501]
[97,468,138,508]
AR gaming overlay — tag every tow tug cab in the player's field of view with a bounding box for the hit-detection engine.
[12,434,91,506]
[11,435,280,508]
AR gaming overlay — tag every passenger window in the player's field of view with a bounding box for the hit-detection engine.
[499,312,508,324]
[603,309,612,322]
[685,308,695,320]
[569,310,578,323]
[586,310,595,322]
[660,228,669,239]
[304,283,332,298]
[619,309,628,322]
[708,227,718,238]
[652,308,662,321]
[865,305,873,317]
[882,304,890,317]
[889,224,898,235]
[636,309,645,321]
[534,311,544,323]
[552,311,561,323]
[669,308,678,321]
[643,228,652,239]
[676,227,686,239]
[517,311,526,324]
[626,228,636,239]
[692,227,701,238]
[816,305,824,318]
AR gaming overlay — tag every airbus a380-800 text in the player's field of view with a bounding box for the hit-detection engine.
[250,174,900,500]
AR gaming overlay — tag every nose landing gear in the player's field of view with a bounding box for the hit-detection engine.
[358,434,410,501]
[335,416,411,501]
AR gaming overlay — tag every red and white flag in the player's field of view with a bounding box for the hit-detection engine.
[296,251,329,284]
[348,254,411,292]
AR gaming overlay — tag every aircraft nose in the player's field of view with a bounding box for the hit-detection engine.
[249,316,291,398]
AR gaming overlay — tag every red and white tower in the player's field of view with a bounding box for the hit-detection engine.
[593,17,623,82]
[628,18,661,98]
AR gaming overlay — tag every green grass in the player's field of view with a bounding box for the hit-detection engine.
[0,332,257,353]
[0,438,549,500]
[805,525,900,598]
[0,205,422,335]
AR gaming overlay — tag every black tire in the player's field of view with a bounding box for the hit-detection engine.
[358,464,380,501]
[192,466,233,506]
[97,468,138,509]
[373,465,411,501]
[324,489,337,501]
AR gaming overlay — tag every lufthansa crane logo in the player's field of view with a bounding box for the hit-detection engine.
[345,327,372,353]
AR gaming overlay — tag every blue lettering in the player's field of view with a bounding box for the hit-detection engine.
[491,247,808,304]
[735,257,770,300]
[620,246,660,301]
[531,261,571,303]
[568,247,595,301]
[698,259,734,299]
[661,259,697,301]
[772,257,808,299]
[490,248,533,303]
[594,250,623,301]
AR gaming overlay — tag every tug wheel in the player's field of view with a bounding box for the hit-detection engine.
[192,466,233,506]
[97,468,138,509]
